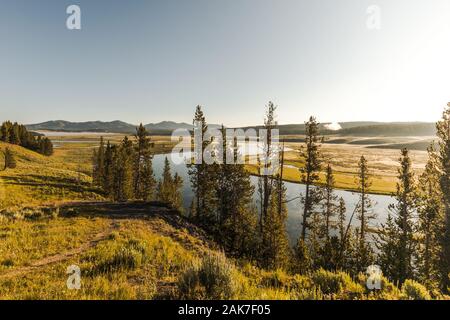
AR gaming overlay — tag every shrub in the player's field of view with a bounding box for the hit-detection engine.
[401,280,431,300]
[311,269,365,299]
[261,269,312,291]
[85,239,148,276]
[178,251,238,299]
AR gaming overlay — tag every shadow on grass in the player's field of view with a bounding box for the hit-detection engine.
[0,174,101,193]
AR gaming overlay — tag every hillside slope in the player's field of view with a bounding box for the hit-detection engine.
[0,141,102,209]
[0,202,439,300]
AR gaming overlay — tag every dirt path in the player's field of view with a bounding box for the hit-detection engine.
[0,220,119,280]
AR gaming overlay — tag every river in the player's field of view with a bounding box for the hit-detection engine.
[152,153,392,244]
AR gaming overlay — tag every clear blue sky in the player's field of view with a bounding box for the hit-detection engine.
[1,0,450,126]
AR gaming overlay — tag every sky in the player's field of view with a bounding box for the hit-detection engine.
[1,0,450,127]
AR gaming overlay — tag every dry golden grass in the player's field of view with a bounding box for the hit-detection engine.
[247,143,428,195]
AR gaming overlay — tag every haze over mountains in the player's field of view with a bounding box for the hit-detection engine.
[25,120,437,137]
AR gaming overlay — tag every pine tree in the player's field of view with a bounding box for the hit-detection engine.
[321,164,338,240]
[3,148,16,170]
[103,141,114,197]
[299,116,322,241]
[317,164,339,269]
[112,137,134,201]
[97,137,106,184]
[294,238,312,274]
[260,173,291,270]
[93,137,106,186]
[376,214,399,282]
[171,173,184,212]
[187,106,217,227]
[379,148,416,284]
[1,121,11,143]
[355,155,375,272]
[336,197,347,270]
[10,123,21,145]
[257,102,277,234]
[436,102,450,292]
[157,159,181,208]
[415,145,443,288]
[215,126,257,257]
[140,151,156,201]
[92,148,99,183]
[133,124,155,200]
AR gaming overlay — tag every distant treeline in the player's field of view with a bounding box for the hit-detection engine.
[338,123,436,136]
[0,121,53,156]
[232,122,436,136]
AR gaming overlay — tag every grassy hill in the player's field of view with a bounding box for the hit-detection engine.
[0,141,103,209]
[0,202,438,300]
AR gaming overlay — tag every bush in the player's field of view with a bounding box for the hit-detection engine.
[85,239,148,276]
[311,269,365,299]
[401,280,431,300]
[261,269,312,291]
[178,251,238,299]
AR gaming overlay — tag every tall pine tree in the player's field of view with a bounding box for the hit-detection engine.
[355,155,375,272]
[377,148,416,284]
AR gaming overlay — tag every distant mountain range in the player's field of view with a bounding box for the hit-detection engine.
[25,120,437,137]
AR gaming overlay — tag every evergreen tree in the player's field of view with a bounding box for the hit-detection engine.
[299,116,322,241]
[436,102,450,292]
[336,197,348,270]
[133,124,155,200]
[354,155,375,272]
[317,164,339,269]
[3,147,16,170]
[376,214,399,281]
[377,148,416,284]
[92,137,105,186]
[103,141,114,197]
[294,238,312,274]
[171,173,184,212]
[321,164,338,240]
[111,137,134,201]
[215,127,257,257]
[92,148,99,183]
[187,106,217,226]
[1,121,11,143]
[257,102,277,234]
[260,172,291,270]
[415,145,443,288]
[157,157,183,210]
[139,150,156,201]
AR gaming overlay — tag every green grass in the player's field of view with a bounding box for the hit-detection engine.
[0,206,445,300]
